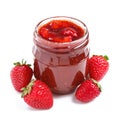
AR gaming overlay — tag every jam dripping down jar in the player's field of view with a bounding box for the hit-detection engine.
[33,16,90,94]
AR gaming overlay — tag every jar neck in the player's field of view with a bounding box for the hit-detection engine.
[34,33,89,53]
[33,16,89,53]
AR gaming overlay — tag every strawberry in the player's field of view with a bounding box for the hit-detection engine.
[75,79,101,102]
[88,55,109,81]
[10,59,33,92]
[21,80,53,109]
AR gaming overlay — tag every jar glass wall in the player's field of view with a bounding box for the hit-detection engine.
[33,16,89,94]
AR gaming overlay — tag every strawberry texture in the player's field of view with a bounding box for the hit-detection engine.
[22,80,53,109]
[88,55,109,81]
[75,79,101,102]
[10,60,33,92]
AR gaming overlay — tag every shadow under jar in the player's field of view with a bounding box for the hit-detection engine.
[33,16,90,94]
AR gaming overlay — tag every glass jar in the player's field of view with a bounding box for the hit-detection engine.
[33,16,89,94]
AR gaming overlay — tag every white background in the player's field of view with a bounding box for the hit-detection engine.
[0,0,120,120]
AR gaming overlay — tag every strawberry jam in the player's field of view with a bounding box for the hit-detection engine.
[33,16,89,94]
[38,20,84,42]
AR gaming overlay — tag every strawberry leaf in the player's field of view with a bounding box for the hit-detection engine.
[92,79,102,92]
[104,55,109,60]
[21,80,34,97]
[13,59,31,66]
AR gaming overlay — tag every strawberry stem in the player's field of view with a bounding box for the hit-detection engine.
[22,59,26,65]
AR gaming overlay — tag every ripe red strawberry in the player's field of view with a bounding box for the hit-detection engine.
[10,60,33,92]
[21,80,53,109]
[88,55,109,81]
[75,79,101,102]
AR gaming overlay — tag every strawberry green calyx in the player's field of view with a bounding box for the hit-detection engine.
[21,80,34,97]
[92,79,102,92]
[13,59,31,66]
[103,55,109,61]
[93,55,109,61]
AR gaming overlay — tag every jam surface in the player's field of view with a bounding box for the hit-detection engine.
[33,18,89,94]
[38,20,85,42]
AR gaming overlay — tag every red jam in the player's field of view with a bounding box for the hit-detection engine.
[38,20,84,43]
[33,16,89,94]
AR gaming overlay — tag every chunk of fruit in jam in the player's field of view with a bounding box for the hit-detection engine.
[61,27,78,38]
[38,20,84,43]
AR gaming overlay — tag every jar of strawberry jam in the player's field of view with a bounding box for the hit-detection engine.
[33,16,89,94]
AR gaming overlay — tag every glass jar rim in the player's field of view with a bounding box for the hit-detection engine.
[34,16,89,52]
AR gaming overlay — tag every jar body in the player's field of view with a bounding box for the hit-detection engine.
[33,16,90,94]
